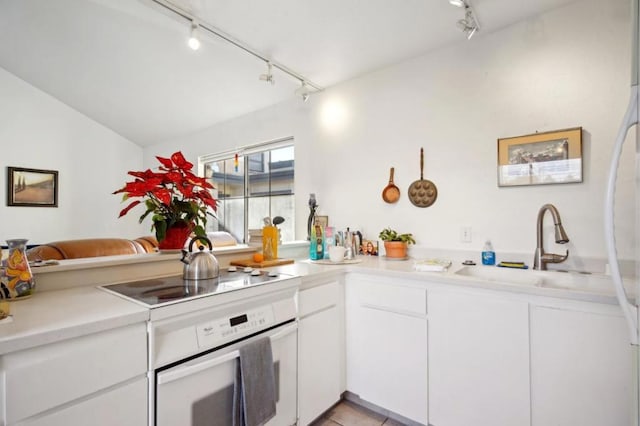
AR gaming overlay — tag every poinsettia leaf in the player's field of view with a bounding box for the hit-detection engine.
[193,225,206,237]
[156,156,173,169]
[171,152,193,170]
[154,219,167,242]
[118,200,141,217]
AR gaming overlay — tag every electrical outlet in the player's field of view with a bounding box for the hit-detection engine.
[460,226,472,243]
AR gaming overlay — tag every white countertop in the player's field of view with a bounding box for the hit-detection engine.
[0,286,148,355]
[272,256,633,305]
[1,254,634,356]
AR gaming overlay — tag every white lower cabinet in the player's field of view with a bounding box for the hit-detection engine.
[16,377,147,426]
[530,304,632,426]
[2,322,147,426]
[298,279,344,425]
[345,275,428,424]
[428,289,530,426]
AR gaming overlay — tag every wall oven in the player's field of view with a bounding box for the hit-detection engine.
[155,320,297,426]
[101,270,300,426]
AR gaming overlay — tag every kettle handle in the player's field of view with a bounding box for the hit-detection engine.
[188,236,213,252]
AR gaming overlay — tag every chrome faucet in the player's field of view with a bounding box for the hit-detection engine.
[533,204,570,270]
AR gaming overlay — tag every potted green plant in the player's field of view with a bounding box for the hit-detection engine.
[378,227,416,258]
[113,151,217,250]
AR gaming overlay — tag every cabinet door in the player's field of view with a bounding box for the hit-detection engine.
[347,306,428,423]
[298,305,342,425]
[428,289,530,426]
[530,306,632,426]
[18,377,147,426]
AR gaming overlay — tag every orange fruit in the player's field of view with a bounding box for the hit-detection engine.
[252,253,265,263]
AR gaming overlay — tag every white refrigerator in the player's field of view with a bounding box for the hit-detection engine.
[605,0,640,424]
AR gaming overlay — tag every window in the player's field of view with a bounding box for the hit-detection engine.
[200,139,295,244]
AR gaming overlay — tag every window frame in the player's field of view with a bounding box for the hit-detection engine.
[199,137,294,243]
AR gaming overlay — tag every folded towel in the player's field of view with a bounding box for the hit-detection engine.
[233,337,277,426]
[414,258,452,272]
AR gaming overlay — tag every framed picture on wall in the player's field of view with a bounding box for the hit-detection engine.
[7,167,59,207]
[497,127,583,187]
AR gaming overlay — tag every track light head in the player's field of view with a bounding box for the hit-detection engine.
[295,81,311,102]
[455,4,479,40]
[449,0,465,7]
[188,22,200,50]
[259,61,275,85]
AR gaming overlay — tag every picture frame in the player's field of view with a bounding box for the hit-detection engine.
[497,127,582,187]
[314,215,328,229]
[7,167,58,207]
[360,239,379,256]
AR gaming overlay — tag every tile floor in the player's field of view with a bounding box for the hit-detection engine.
[310,400,405,426]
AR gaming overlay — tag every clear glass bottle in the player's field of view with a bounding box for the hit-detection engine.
[3,239,35,299]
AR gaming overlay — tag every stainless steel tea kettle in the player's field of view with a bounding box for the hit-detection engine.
[181,236,219,280]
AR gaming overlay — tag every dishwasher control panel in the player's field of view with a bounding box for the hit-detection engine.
[195,305,276,348]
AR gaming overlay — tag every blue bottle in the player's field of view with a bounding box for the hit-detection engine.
[309,224,324,260]
[482,240,496,265]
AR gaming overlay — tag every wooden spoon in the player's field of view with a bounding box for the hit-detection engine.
[382,167,400,203]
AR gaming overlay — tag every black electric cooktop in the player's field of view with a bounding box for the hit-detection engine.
[101,269,290,307]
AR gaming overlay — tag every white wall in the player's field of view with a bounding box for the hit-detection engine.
[0,67,145,244]
[147,0,636,265]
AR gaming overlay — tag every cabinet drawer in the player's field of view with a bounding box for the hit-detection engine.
[299,281,340,317]
[358,281,427,315]
[5,323,147,424]
[18,377,147,426]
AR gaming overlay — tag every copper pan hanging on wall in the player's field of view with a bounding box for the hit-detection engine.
[382,167,400,203]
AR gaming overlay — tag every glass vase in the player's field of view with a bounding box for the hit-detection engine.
[1,239,35,299]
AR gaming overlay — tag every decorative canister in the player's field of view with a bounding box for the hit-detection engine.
[0,239,35,300]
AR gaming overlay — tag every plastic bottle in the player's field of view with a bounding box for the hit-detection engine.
[262,225,278,260]
[309,224,324,260]
[481,240,496,265]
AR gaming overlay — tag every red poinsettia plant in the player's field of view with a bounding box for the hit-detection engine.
[113,151,216,244]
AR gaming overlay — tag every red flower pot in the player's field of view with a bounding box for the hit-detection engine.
[158,223,193,250]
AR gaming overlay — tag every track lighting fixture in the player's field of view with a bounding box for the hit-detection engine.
[295,81,311,102]
[259,61,275,85]
[188,22,200,50]
[148,0,322,98]
[450,0,479,40]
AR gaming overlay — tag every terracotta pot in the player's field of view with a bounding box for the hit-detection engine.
[384,241,408,258]
[158,222,193,250]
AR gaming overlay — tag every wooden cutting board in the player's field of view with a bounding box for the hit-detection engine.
[229,258,295,268]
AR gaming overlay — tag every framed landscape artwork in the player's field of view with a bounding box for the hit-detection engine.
[7,167,59,207]
[497,127,583,187]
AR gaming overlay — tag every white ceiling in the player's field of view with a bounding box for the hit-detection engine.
[0,0,577,146]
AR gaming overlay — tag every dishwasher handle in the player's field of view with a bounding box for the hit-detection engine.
[157,322,297,385]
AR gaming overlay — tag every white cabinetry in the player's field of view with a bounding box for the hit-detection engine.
[345,274,428,424]
[298,278,344,426]
[1,322,147,426]
[530,304,632,426]
[428,289,530,426]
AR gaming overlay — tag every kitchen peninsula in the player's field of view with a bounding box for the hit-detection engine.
[0,252,631,426]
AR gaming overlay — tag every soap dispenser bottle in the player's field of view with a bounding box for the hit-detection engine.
[482,240,496,265]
